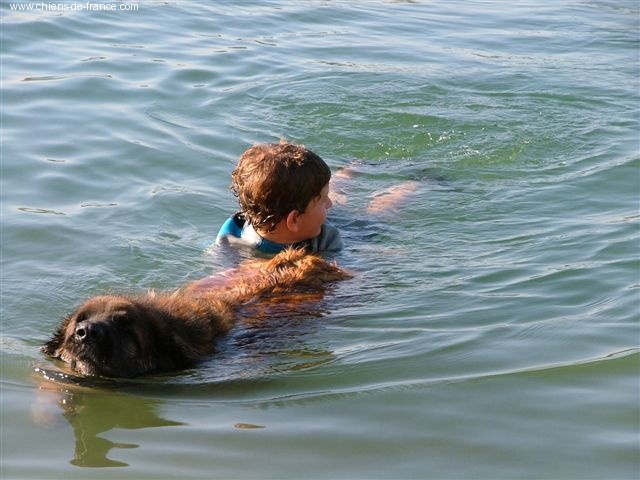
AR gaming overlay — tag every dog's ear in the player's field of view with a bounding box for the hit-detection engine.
[41,315,71,356]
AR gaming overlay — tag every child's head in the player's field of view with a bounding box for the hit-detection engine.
[231,142,332,235]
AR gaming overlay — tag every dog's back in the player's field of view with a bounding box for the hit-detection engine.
[43,249,350,378]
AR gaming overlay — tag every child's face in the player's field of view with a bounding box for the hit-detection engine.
[294,183,332,240]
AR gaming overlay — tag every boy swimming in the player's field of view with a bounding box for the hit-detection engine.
[216,142,343,253]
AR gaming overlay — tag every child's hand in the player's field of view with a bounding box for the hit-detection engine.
[329,166,355,206]
[329,190,348,206]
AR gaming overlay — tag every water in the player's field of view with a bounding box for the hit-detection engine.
[1,1,638,478]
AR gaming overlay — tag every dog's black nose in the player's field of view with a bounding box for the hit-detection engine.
[75,322,101,341]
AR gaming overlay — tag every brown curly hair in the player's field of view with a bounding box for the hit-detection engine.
[230,143,331,233]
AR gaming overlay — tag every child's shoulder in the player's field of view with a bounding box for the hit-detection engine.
[216,213,342,254]
[217,212,245,238]
[307,223,343,253]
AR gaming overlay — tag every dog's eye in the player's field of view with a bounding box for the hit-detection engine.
[111,310,130,324]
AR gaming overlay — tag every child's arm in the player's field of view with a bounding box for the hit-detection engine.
[366,181,419,214]
[330,164,419,214]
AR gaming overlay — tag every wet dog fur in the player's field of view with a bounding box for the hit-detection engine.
[43,248,349,378]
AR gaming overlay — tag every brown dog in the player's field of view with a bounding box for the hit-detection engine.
[43,248,349,378]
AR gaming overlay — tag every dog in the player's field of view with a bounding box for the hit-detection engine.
[43,248,349,378]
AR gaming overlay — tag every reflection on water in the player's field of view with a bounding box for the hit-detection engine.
[30,319,338,469]
[33,369,183,468]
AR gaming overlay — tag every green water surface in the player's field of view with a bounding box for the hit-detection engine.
[1,1,638,479]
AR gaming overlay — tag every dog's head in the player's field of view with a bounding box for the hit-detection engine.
[43,295,161,378]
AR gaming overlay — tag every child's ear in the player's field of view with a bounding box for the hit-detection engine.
[285,210,300,232]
